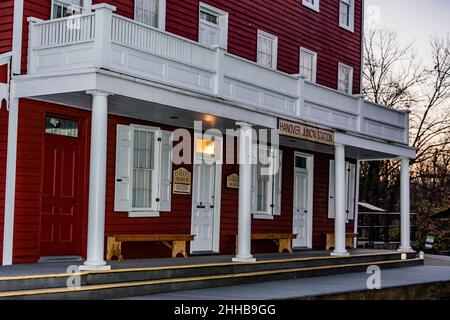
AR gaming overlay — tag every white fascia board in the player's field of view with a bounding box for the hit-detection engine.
[12,70,98,97]
[95,71,278,129]
[335,131,417,159]
[13,69,278,129]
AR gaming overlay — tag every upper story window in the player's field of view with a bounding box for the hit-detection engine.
[257,30,278,69]
[338,63,353,94]
[198,3,229,48]
[300,47,317,83]
[52,0,83,18]
[339,0,355,32]
[302,0,320,12]
[135,0,166,30]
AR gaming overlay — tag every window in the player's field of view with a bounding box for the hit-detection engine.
[302,0,320,12]
[300,47,317,83]
[328,160,357,220]
[45,116,78,138]
[132,128,158,210]
[135,0,166,29]
[339,0,355,32]
[257,30,278,69]
[198,3,229,48]
[295,155,307,170]
[52,0,83,19]
[115,125,172,216]
[252,146,283,218]
[338,63,353,94]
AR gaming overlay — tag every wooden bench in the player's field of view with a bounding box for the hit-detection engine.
[325,233,358,251]
[106,234,195,261]
[236,233,297,254]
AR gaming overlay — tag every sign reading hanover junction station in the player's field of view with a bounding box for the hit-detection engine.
[278,119,335,146]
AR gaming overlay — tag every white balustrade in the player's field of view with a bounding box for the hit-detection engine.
[26,10,410,145]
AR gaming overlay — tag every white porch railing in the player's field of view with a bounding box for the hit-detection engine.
[26,4,410,145]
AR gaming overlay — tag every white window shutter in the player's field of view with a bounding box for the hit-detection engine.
[328,160,335,219]
[158,130,173,212]
[272,149,283,216]
[347,162,356,220]
[115,125,134,212]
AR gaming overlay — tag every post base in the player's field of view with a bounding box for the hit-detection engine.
[79,261,111,271]
[397,247,415,253]
[330,251,350,257]
[233,256,256,263]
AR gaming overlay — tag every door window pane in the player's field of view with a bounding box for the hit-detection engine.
[45,116,79,138]
[295,156,307,169]
[201,11,219,25]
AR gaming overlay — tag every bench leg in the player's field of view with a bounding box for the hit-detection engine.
[106,237,123,262]
[278,239,293,254]
[172,241,188,258]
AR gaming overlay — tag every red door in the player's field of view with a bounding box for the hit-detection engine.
[40,119,82,257]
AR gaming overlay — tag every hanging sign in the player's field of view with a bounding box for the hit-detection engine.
[173,168,192,195]
[278,119,335,146]
[226,174,239,189]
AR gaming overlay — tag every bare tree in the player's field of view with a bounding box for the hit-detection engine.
[361,28,450,249]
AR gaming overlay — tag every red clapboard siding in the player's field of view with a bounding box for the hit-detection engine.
[12,99,353,263]
[0,0,14,54]
[20,0,362,93]
[165,0,363,94]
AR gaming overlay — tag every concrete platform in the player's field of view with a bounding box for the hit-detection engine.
[0,249,391,277]
[121,254,450,300]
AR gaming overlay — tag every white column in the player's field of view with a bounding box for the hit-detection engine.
[332,143,349,256]
[399,158,413,252]
[80,91,111,271]
[2,97,19,266]
[233,122,256,263]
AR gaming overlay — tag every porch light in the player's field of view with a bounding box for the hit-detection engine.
[197,139,216,156]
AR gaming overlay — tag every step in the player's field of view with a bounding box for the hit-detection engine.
[0,252,416,292]
[0,257,423,300]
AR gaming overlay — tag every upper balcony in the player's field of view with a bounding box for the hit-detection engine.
[25,4,410,145]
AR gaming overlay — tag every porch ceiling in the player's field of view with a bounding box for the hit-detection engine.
[34,92,251,132]
[31,91,415,161]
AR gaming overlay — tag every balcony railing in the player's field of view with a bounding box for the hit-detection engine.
[26,4,410,145]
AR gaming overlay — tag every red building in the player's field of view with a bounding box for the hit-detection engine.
[0,0,415,268]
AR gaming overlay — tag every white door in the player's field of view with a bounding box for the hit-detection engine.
[292,154,313,248]
[199,11,221,47]
[191,163,216,252]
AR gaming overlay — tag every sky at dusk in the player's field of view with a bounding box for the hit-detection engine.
[365,0,450,64]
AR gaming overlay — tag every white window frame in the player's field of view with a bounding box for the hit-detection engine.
[339,0,355,32]
[51,0,84,19]
[134,0,166,30]
[300,47,317,83]
[115,124,173,218]
[302,0,320,12]
[130,124,161,213]
[199,2,229,49]
[257,30,278,69]
[338,62,353,94]
[252,145,283,220]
